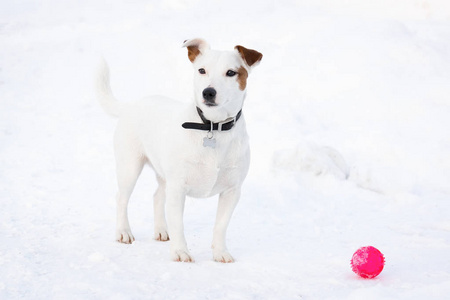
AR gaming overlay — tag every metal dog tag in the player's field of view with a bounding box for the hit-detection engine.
[203,137,216,148]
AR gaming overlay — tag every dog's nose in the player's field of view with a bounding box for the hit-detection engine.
[202,87,217,103]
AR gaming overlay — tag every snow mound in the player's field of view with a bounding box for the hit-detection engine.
[272,142,349,180]
[348,163,418,195]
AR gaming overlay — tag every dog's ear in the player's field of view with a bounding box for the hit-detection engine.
[235,45,263,68]
[182,38,210,63]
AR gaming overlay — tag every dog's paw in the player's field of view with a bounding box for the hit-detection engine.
[171,249,195,263]
[213,250,235,263]
[116,229,135,244]
[154,228,169,242]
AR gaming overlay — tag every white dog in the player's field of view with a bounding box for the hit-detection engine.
[96,38,262,263]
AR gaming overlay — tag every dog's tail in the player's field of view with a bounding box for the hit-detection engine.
[96,59,121,117]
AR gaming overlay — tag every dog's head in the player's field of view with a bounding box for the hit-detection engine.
[182,38,262,122]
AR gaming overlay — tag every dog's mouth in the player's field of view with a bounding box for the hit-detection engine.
[204,101,218,107]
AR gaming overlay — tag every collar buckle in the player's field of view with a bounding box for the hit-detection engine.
[217,115,237,132]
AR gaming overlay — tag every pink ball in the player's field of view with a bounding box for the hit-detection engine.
[351,246,385,279]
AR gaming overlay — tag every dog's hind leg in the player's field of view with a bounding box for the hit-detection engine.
[153,176,169,241]
[114,132,145,244]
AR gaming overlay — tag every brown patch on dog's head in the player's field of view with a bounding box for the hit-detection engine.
[237,66,248,91]
[235,45,263,67]
[182,38,210,63]
[187,45,201,63]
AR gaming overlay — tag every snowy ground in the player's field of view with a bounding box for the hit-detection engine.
[1,0,450,299]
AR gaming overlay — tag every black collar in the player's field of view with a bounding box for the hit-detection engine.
[182,107,242,132]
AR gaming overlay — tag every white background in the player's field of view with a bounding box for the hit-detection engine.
[1,0,450,299]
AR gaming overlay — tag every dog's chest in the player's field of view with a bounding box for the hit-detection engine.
[184,140,248,198]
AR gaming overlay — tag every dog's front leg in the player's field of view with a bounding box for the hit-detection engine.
[166,185,194,262]
[212,187,241,263]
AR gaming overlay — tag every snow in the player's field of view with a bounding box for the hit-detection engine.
[1,0,450,299]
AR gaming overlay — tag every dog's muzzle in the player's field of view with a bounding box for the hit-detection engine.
[202,87,217,106]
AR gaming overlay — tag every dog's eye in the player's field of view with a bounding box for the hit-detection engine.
[198,68,206,74]
[226,70,237,77]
